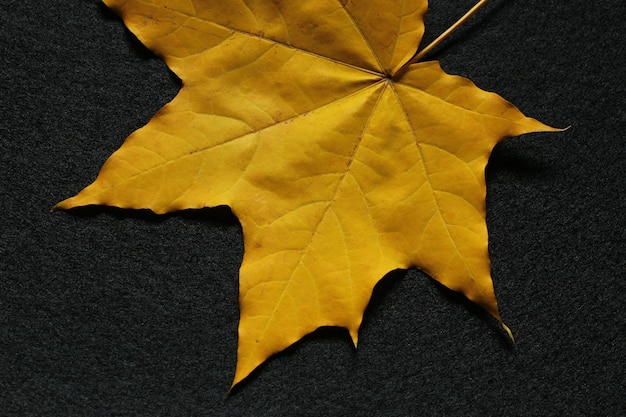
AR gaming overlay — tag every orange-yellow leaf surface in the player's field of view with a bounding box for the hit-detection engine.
[55,0,558,387]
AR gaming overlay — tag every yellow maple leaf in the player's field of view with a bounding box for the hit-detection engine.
[55,0,559,387]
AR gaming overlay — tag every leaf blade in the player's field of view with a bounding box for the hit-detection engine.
[56,0,562,388]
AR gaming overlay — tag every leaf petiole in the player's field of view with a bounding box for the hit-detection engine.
[401,0,490,69]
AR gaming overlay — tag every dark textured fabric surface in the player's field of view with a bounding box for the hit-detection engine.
[1,1,624,416]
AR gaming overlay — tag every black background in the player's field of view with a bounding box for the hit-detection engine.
[2,1,624,415]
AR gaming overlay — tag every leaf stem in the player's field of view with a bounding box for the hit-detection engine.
[403,0,490,68]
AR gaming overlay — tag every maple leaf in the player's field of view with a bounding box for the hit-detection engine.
[55,0,559,387]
